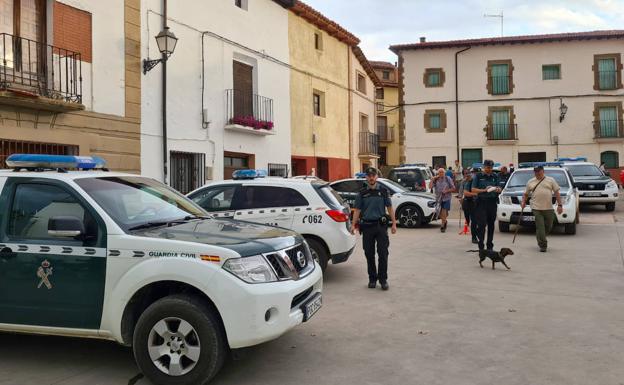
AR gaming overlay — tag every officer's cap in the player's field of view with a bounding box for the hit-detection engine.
[365,167,378,176]
[483,159,495,167]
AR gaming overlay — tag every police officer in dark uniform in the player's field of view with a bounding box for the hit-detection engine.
[351,167,397,290]
[469,159,502,251]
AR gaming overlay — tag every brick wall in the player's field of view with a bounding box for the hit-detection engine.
[53,1,92,62]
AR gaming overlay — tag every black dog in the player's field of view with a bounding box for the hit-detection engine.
[467,248,514,270]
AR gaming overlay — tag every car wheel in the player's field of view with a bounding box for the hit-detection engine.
[397,205,423,228]
[498,221,510,233]
[606,202,615,212]
[564,221,577,235]
[306,238,328,271]
[133,295,226,385]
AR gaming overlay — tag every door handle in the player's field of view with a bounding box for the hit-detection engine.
[0,247,17,260]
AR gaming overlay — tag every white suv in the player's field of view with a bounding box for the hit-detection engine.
[188,171,356,271]
[497,163,579,234]
[558,158,618,211]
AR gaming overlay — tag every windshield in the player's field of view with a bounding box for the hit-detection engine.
[381,179,409,193]
[75,176,208,231]
[506,170,570,188]
[565,164,604,177]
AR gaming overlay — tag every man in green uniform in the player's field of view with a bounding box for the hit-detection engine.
[469,159,502,251]
[351,167,397,290]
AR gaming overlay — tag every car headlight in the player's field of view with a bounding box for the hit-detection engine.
[223,255,278,283]
[607,180,617,189]
[499,195,512,205]
[561,195,572,205]
[427,200,436,208]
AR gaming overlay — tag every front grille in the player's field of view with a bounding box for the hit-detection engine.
[579,183,606,191]
[511,197,557,205]
[285,244,308,272]
[291,287,313,309]
[266,253,288,279]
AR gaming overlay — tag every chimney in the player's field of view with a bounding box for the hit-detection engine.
[419,36,426,43]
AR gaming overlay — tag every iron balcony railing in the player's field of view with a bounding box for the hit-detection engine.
[359,131,379,156]
[489,75,511,95]
[593,120,624,139]
[226,89,274,129]
[486,123,518,140]
[0,33,82,103]
[377,124,393,142]
[598,70,618,90]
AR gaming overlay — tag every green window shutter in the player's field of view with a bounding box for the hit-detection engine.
[601,151,619,168]
[491,110,510,139]
[427,72,440,86]
[542,65,560,80]
[429,113,441,129]
[491,64,509,94]
[599,107,618,137]
[461,149,482,169]
[598,58,616,89]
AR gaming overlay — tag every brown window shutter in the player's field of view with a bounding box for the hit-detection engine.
[486,65,492,94]
[440,70,446,87]
[617,54,623,89]
[510,64,515,93]
[441,110,447,129]
[423,111,429,129]
[592,57,599,91]
[593,103,600,137]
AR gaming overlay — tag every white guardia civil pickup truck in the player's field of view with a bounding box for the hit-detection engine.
[0,154,323,385]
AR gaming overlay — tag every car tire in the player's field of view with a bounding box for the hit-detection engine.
[498,221,510,233]
[306,238,328,271]
[606,202,615,212]
[133,295,226,385]
[397,205,423,228]
[564,221,577,235]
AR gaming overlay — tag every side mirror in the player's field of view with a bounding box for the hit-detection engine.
[573,182,582,189]
[605,171,611,177]
[48,216,84,238]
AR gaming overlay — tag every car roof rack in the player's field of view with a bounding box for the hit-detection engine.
[555,157,588,162]
[518,162,563,168]
[6,154,108,172]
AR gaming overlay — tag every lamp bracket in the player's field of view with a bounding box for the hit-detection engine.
[143,58,163,74]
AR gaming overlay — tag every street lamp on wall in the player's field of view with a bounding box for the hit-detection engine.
[143,27,178,74]
[559,98,568,123]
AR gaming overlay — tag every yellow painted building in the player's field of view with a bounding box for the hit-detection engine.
[288,1,378,181]
[372,61,402,168]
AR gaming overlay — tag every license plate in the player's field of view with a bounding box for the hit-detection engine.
[584,192,602,197]
[523,216,535,222]
[301,293,322,322]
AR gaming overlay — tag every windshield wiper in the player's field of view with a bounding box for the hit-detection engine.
[128,221,170,231]
[128,215,211,231]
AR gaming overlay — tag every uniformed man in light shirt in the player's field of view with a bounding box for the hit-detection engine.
[521,165,563,252]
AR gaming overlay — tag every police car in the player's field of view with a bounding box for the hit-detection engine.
[557,157,619,211]
[330,175,438,228]
[187,170,355,271]
[497,162,579,234]
[0,155,322,385]
[387,163,433,192]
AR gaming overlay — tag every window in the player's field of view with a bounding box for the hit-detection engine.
[382,70,390,80]
[170,151,206,194]
[224,155,248,168]
[331,180,364,193]
[314,31,323,50]
[268,163,288,177]
[376,102,384,112]
[594,54,622,90]
[432,156,447,169]
[376,88,384,100]
[423,68,444,87]
[357,72,367,94]
[487,106,516,140]
[378,146,387,166]
[461,149,483,169]
[8,183,99,245]
[234,0,248,10]
[601,151,619,169]
[239,186,309,209]
[377,116,389,140]
[487,60,513,95]
[424,109,446,131]
[542,64,561,80]
[359,113,369,132]
[593,102,623,139]
[0,139,77,169]
[191,185,238,212]
[313,90,325,117]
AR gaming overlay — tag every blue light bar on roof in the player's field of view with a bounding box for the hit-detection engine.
[471,162,501,169]
[355,172,367,178]
[555,157,588,162]
[6,154,107,170]
[399,163,428,167]
[232,169,267,180]
[518,162,563,168]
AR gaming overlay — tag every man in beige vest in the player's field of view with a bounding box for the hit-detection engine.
[521,165,563,252]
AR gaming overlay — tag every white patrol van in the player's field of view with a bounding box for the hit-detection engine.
[187,170,356,271]
[0,155,322,385]
[557,157,619,211]
[330,176,438,228]
[497,162,580,235]
[387,163,433,192]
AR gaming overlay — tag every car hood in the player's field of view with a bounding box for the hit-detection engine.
[399,191,436,200]
[134,219,301,257]
[503,186,572,196]
[573,175,610,183]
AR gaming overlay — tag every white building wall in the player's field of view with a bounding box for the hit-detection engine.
[140,0,291,182]
[401,39,624,167]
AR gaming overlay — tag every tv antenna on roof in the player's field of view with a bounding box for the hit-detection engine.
[484,11,504,37]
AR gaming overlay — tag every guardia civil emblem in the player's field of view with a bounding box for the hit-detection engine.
[37,260,53,289]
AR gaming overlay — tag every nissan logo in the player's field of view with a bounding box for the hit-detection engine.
[296,250,306,267]
[589,185,595,189]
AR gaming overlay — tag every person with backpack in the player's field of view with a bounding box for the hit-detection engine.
[430,167,456,233]
[469,159,501,251]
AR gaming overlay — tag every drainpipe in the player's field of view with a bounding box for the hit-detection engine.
[162,0,168,184]
[347,46,353,174]
[454,46,471,163]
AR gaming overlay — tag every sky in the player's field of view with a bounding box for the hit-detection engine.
[302,0,624,63]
